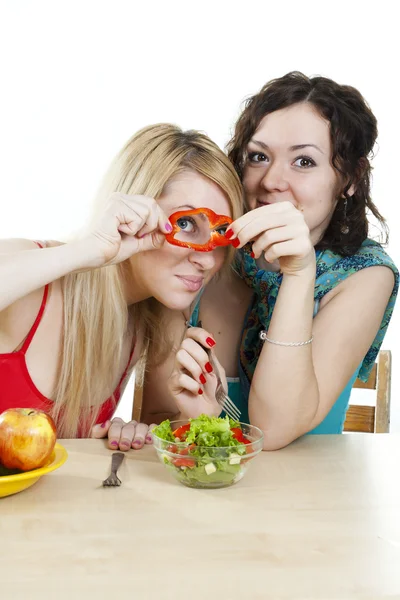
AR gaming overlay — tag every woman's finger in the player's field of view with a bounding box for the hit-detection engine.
[251,224,301,259]
[185,327,217,350]
[173,372,203,396]
[226,202,302,247]
[134,204,162,238]
[117,420,138,451]
[176,348,208,384]
[263,238,313,264]
[107,418,128,449]
[91,420,111,439]
[115,194,169,239]
[137,202,172,238]
[180,337,214,372]
[157,205,173,235]
[145,424,157,444]
[135,230,166,252]
[114,196,154,236]
[131,422,149,449]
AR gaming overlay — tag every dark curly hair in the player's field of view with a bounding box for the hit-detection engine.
[227,71,388,256]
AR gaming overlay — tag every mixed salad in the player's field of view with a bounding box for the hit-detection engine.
[152,414,253,486]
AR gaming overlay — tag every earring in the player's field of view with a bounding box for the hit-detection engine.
[340,198,350,235]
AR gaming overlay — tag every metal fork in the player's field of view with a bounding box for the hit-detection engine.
[205,346,242,422]
[196,321,241,422]
[102,452,125,487]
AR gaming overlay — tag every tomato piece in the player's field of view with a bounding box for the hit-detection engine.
[173,457,196,468]
[230,427,242,436]
[166,444,177,453]
[179,444,196,456]
[231,427,246,442]
[172,423,191,439]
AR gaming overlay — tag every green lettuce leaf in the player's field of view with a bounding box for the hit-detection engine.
[152,420,175,442]
[185,414,241,448]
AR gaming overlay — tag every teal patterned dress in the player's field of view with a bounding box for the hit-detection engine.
[233,239,398,433]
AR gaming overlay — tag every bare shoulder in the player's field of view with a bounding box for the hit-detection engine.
[0,238,63,347]
[320,264,396,310]
[0,238,63,254]
[343,264,394,288]
[0,238,41,254]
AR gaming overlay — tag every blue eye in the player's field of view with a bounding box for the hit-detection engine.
[177,217,196,233]
[215,224,229,236]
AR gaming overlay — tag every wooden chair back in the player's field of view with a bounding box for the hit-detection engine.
[344,350,392,433]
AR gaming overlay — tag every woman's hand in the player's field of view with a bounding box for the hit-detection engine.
[84,193,173,267]
[226,201,316,275]
[91,418,156,451]
[169,327,224,419]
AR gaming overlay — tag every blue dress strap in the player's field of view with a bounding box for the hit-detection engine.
[188,297,202,327]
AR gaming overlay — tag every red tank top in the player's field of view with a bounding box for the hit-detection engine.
[0,243,134,435]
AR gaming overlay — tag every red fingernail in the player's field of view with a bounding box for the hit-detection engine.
[232,238,240,248]
[100,421,107,428]
[225,229,234,239]
[110,441,118,448]
[146,435,152,442]
[250,252,255,259]
[165,222,173,232]
[200,373,207,385]
[198,388,203,395]
[205,362,213,373]
[206,337,216,347]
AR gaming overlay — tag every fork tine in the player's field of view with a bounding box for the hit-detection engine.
[225,405,240,422]
[223,395,241,416]
[222,399,241,421]
[216,382,241,420]
[222,404,236,421]
[213,372,241,421]
[215,388,241,421]
[102,452,124,486]
[225,404,241,421]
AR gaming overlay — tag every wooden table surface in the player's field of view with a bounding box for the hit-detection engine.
[1,434,400,599]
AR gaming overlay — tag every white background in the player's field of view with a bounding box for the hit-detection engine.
[0,1,398,429]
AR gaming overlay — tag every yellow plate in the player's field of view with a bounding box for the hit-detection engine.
[0,442,68,498]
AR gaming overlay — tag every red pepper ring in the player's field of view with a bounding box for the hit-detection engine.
[165,208,234,252]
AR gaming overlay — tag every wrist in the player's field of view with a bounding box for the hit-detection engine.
[68,237,107,271]
[282,265,315,287]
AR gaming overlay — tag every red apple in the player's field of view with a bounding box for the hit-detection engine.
[0,408,57,471]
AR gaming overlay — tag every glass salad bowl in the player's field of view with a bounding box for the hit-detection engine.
[152,418,264,489]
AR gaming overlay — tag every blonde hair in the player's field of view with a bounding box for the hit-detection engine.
[53,124,243,437]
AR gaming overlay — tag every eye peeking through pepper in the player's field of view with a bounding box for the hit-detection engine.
[165,208,234,252]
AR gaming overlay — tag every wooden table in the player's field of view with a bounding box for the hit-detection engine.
[1,435,400,599]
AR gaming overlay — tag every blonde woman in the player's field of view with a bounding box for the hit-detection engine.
[0,124,243,450]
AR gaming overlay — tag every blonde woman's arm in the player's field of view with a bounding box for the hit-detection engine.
[0,193,171,313]
[0,238,98,312]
